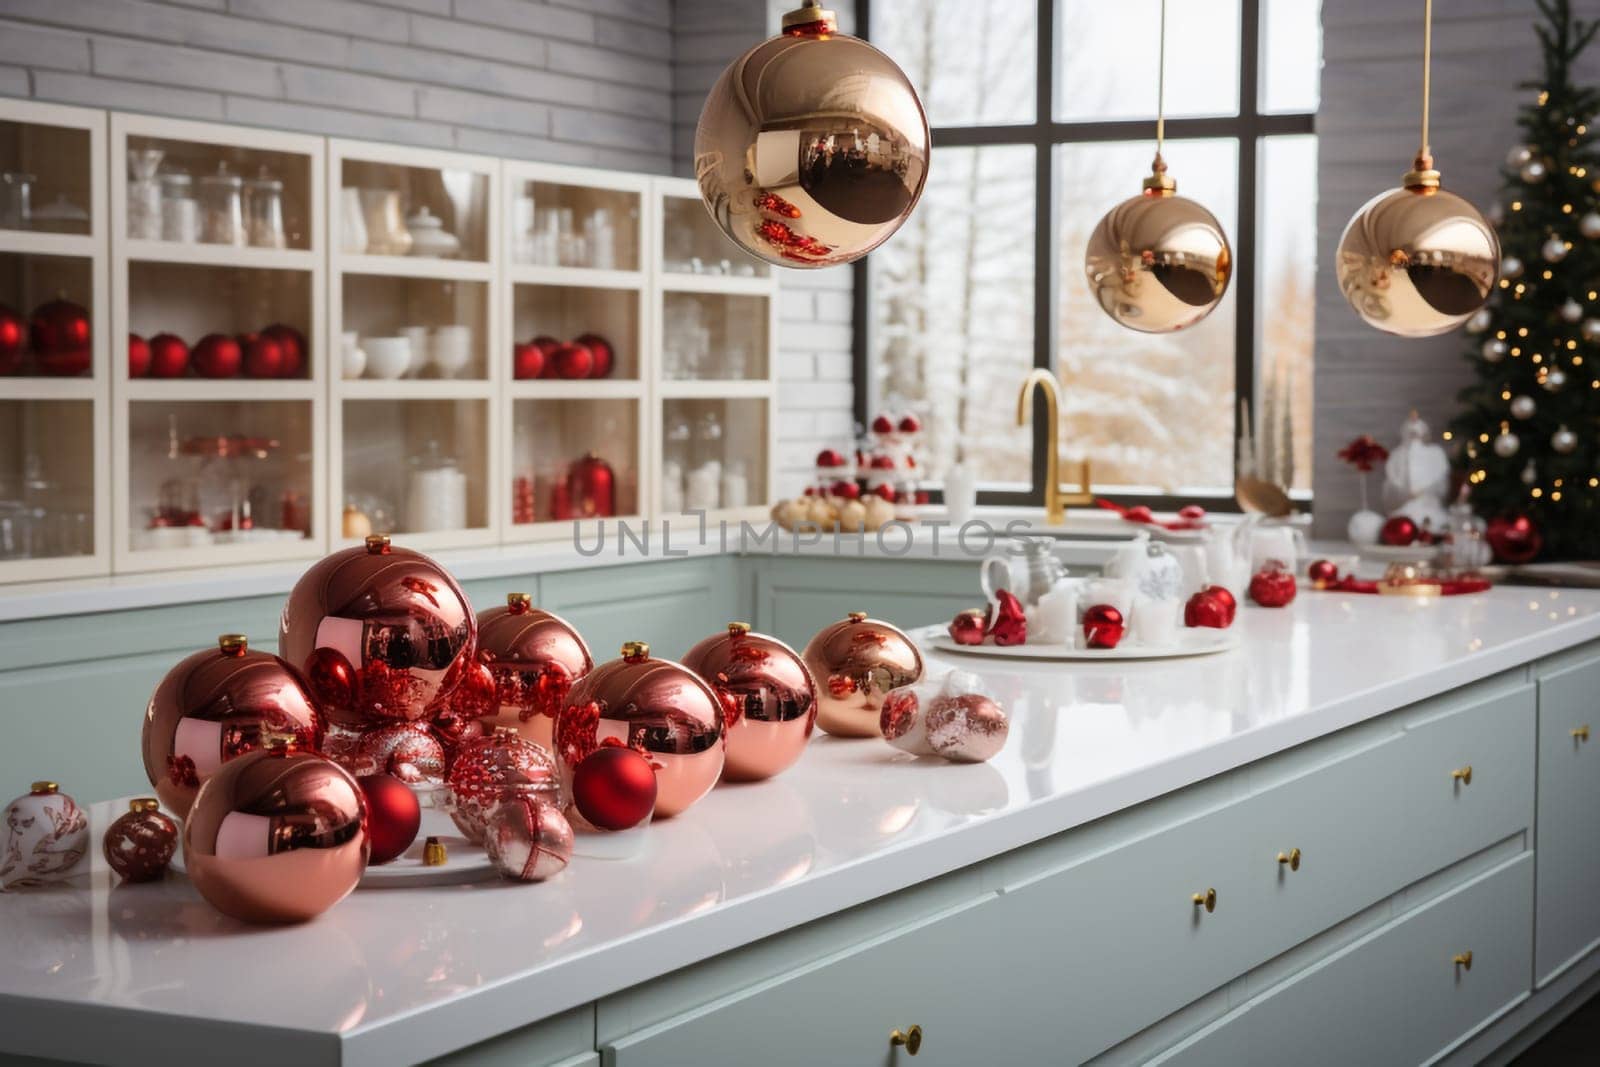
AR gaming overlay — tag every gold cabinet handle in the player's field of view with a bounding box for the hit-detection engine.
[1276,848,1302,872]
[1191,888,1217,912]
[1451,765,1473,785]
[890,1025,923,1055]
[1453,951,1473,971]
[1573,725,1591,743]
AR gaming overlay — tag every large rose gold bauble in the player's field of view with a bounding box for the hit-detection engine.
[183,750,368,924]
[1084,188,1232,333]
[693,3,929,268]
[475,592,593,753]
[802,611,923,738]
[555,642,725,818]
[682,622,816,781]
[142,634,325,820]
[1336,184,1499,337]
[279,535,476,730]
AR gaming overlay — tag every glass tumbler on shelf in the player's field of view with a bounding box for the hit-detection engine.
[199,165,246,246]
[557,206,585,267]
[584,208,616,270]
[245,169,287,249]
[160,171,198,243]
[127,148,165,239]
[1,172,34,230]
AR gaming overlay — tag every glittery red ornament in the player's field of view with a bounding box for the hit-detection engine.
[261,323,306,378]
[128,332,151,378]
[446,728,560,844]
[1248,561,1298,608]
[0,303,23,374]
[1307,559,1340,590]
[1082,604,1125,649]
[947,608,986,645]
[29,297,91,376]
[1487,514,1542,563]
[552,341,593,379]
[357,772,421,865]
[475,593,592,752]
[568,452,615,518]
[148,332,189,378]
[985,590,1027,646]
[1184,586,1237,628]
[570,745,657,830]
[102,798,178,883]
[575,332,613,379]
[1380,515,1418,547]
[351,721,446,785]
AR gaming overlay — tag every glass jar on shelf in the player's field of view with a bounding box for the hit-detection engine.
[245,168,287,249]
[531,206,559,265]
[583,208,616,270]
[160,171,198,243]
[721,460,749,510]
[405,439,468,533]
[1,172,34,230]
[557,206,585,267]
[127,148,164,240]
[685,411,724,512]
[199,164,246,246]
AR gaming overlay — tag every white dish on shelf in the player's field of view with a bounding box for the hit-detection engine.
[922,625,1240,661]
[363,336,410,379]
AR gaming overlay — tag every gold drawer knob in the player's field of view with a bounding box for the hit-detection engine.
[1192,888,1217,912]
[1573,725,1591,743]
[1276,848,1302,871]
[1451,765,1473,785]
[1453,950,1473,971]
[890,1025,923,1055]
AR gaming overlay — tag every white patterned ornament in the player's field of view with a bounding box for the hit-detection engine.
[1552,425,1579,454]
[1493,428,1521,458]
[1561,299,1584,323]
[1,782,88,890]
[1543,236,1570,262]
[1510,394,1537,420]
[1581,211,1600,239]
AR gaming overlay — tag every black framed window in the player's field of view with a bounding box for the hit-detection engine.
[855,0,1319,508]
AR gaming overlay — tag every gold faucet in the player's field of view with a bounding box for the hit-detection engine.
[1016,369,1093,525]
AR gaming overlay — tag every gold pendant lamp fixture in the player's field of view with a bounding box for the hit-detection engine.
[1084,0,1234,334]
[1336,0,1500,337]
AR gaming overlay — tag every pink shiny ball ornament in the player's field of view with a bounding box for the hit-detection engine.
[350,721,446,786]
[183,750,368,924]
[475,592,593,752]
[141,633,325,820]
[102,798,178,883]
[681,622,817,782]
[446,728,560,845]
[484,796,573,883]
[555,642,725,818]
[279,534,477,730]
[802,612,923,738]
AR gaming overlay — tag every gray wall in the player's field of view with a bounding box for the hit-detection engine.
[1314,0,1600,537]
[0,0,853,496]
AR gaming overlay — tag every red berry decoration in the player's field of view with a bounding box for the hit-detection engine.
[575,332,613,378]
[0,303,24,374]
[898,413,922,434]
[192,333,241,378]
[1486,513,1542,564]
[513,341,545,380]
[985,590,1028,646]
[30,297,91,376]
[948,608,987,645]
[1177,504,1207,521]
[148,332,189,377]
[571,745,657,831]
[128,332,151,378]
[1184,586,1237,629]
[261,323,306,378]
[357,772,421,865]
[815,447,847,468]
[871,413,894,434]
[1380,515,1418,547]
[1124,504,1155,525]
[1307,559,1340,590]
[552,341,593,379]
[1082,604,1125,649]
[1249,561,1298,608]
[239,331,285,379]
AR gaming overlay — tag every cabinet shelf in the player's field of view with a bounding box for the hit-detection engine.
[505,379,643,400]
[0,231,97,259]
[124,241,317,272]
[660,273,774,296]
[335,253,493,283]
[0,377,97,401]
[124,379,319,402]
[337,378,494,399]
[508,264,643,290]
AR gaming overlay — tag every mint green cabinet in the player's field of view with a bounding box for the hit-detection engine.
[1535,653,1600,985]
[750,557,977,649]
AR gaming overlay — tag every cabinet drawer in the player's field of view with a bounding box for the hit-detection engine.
[1536,658,1600,984]
[1151,853,1534,1067]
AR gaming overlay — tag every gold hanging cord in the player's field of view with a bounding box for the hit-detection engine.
[1144,0,1177,195]
[1405,0,1441,189]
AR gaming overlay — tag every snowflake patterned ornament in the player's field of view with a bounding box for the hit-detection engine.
[1,782,88,890]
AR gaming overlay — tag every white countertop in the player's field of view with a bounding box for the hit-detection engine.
[3,585,1596,1066]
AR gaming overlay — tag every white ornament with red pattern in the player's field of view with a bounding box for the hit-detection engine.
[1,782,88,890]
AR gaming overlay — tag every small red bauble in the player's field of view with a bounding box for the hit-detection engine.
[1380,515,1418,547]
[552,341,593,379]
[948,608,987,645]
[532,334,561,377]
[357,772,421,865]
[128,332,151,378]
[831,479,861,499]
[1178,504,1207,521]
[1307,559,1340,589]
[1083,604,1125,649]
[870,413,894,434]
[568,452,616,518]
[1249,561,1298,607]
[1124,504,1155,525]
[148,332,190,377]
[513,341,545,380]
[261,323,306,378]
[873,483,897,502]
[0,303,23,374]
[239,331,285,378]
[570,745,657,831]
[192,333,241,378]
[815,447,847,468]
[898,413,922,433]
[102,798,178,883]
[985,590,1027,646]
[575,332,613,378]
[1184,586,1236,628]
[447,728,561,845]
[29,297,91,376]
[1487,514,1542,564]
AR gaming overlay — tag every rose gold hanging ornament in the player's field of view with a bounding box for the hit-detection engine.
[682,622,817,781]
[1084,0,1232,333]
[1336,0,1498,336]
[802,611,923,738]
[693,0,930,268]
[474,592,593,753]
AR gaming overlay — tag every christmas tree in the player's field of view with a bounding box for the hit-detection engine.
[1450,0,1600,561]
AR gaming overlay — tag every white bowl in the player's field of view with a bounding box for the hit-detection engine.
[364,336,411,379]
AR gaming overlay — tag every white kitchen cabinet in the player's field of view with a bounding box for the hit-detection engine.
[1535,652,1600,986]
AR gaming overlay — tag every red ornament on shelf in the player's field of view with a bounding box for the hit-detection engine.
[29,297,91,376]
[568,452,616,518]
[102,798,178,883]
[261,323,306,378]
[948,608,986,645]
[1307,559,1341,590]
[1248,561,1298,607]
[815,447,847,468]
[1184,586,1237,629]
[0,303,24,374]
[1082,604,1125,649]
[128,332,151,378]
[475,592,593,752]
[831,479,861,499]
[192,333,241,378]
[570,745,657,831]
[239,331,285,379]
[576,332,613,379]
[148,333,189,378]
[446,727,560,845]
[1380,515,1418,547]
[532,334,561,377]
[985,590,1027,646]
[357,772,421,865]
[1487,514,1543,564]
[552,341,594,379]
[513,341,545,380]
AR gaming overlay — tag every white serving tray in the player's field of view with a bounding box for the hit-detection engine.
[924,626,1241,661]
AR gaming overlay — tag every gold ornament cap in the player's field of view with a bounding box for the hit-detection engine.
[781,0,837,33]
[846,611,868,622]
[1141,155,1177,196]
[727,621,752,636]
[129,797,160,813]
[422,836,447,866]
[506,591,532,613]
[364,533,391,554]
[621,640,650,661]
[1403,151,1441,192]
[218,633,248,656]
[30,781,58,795]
